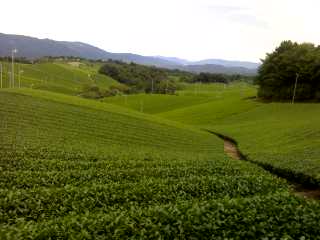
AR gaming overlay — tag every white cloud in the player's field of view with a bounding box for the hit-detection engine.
[0,0,319,62]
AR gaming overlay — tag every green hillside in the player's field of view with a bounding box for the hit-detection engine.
[0,89,217,153]
[0,60,118,95]
[211,103,320,185]
[122,82,320,188]
[98,82,320,185]
[103,93,212,114]
[1,88,320,238]
[104,82,258,118]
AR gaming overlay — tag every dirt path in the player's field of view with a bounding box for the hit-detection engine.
[209,130,320,201]
[224,140,242,160]
[294,185,320,200]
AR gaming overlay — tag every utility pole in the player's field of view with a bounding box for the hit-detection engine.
[11,49,18,88]
[292,73,299,104]
[0,63,2,89]
[19,68,24,88]
[8,71,11,88]
[165,79,168,94]
[18,64,20,88]
[151,79,154,94]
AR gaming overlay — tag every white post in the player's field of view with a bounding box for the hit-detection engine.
[292,73,299,104]
[11,49,17,88]
[0,63,2,89]
[19,68,23,88]
[12,52,14,88]
[18,64,20,88]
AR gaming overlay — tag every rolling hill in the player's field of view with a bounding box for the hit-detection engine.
[0,59,119,95]
[1,88,320,238]
[105,82,320,189]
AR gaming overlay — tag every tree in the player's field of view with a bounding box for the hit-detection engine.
[256,41,320,101]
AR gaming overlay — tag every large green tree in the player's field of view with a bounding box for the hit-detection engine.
[256,41,320,101]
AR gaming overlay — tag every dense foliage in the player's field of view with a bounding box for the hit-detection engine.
[256,41,320,101]
[187,72,253,84]
[193,72,229,83]
[99,60,180,94]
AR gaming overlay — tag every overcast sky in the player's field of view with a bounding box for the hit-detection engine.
[1,0,319,62]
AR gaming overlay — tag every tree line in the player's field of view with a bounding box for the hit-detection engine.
[187,73,251,84]
[98,60,181,94]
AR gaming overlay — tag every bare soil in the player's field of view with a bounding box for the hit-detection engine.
[224,140,242,160]
[294,186,320,200]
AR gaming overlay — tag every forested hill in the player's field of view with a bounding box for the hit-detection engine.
[0,33,258,75]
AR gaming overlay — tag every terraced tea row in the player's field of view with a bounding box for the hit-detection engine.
[211,103,320,186]
[0,61,118,95]
[2,193,320,239]
[1,89,320,239]
[0,90,217,153]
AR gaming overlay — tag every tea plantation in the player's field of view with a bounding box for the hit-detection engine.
[212,103,320,187]
[1,85,320,238]
[0,60,118,95]
[131,83,320,188]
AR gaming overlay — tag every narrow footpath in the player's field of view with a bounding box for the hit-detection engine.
[205,130,320,200]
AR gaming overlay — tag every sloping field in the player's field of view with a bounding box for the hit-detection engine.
[134,83,320,187]
[142,83,320,187]
[0,61,118,95]
[158,97,259,127]
[211,103,320,186]
[103,93,212,114]
[104,83,258,119]
[158,83,258,126]
[1,89,320,238]
[0,89,218,153]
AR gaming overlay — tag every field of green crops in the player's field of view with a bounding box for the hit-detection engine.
[211,103,320,186]
[1,81,320,238]
[105,83,259,121]
[0,60,118,95]
[142,82,320,189]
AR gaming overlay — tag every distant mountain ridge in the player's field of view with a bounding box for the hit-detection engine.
[156,56,259,69]
[0,33,259,75]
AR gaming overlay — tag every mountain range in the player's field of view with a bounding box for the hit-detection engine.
[0,33,259,75]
